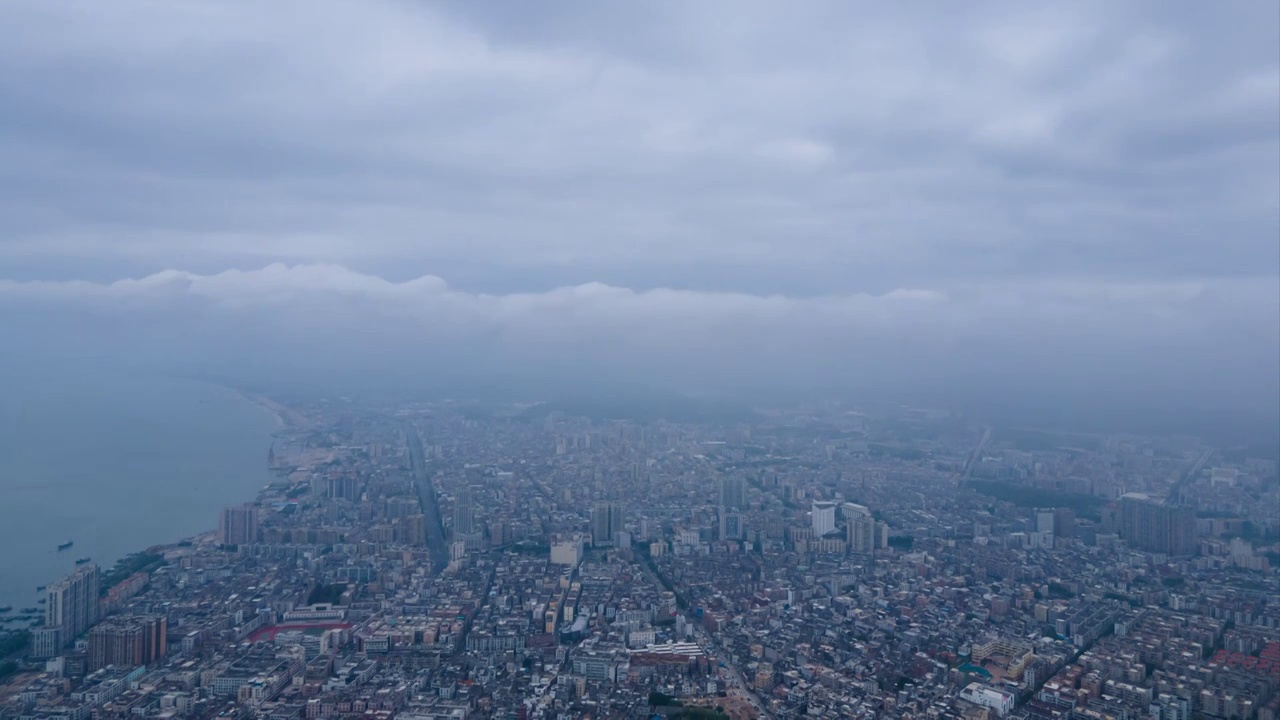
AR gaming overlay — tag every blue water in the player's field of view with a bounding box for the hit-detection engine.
[0,369,278,615]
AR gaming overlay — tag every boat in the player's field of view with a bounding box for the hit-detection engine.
[57,540,74,551]
[0,606,11,613]
[20,608,37,614]
[35,585,45,592]
[74,557,91,565]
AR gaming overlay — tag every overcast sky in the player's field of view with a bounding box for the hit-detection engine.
[0,1,1276,428]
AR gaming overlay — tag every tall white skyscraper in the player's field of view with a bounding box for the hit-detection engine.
[811,501,836,537]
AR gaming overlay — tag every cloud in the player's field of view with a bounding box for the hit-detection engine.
[0,1,1274,434]
[0,0,1274,296]
[1,263,1274,394]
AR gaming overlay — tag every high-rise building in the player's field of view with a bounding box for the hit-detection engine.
[591,502,624,546]
[1053,508,1076,539]
[394,514,427,546]
[32,627,62,659]
[718,477,747,511]
[550,535,585,566]
[88,615,167,670]
[45,564,100,650]
[841,503,871,520]
[384,497,419,519]
[719,512,743,541]
[326,475,359,501]
[1035,509,1056,534]
[453,489,475,537]
[848,515,875,552]
[811,501,836,537]
[1118,494,1196,555]
[219,504,259,546]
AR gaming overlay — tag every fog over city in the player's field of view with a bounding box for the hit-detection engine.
[1,1,1276,437]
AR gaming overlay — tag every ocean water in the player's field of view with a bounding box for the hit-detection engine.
[0,369,278,615]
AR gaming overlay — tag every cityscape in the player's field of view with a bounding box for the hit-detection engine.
[1,397,1277,719]
[0,2,1277,720]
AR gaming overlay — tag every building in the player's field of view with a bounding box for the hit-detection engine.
[453,488,475,537]
[842,502,870,520]
[848,514,876,553]
[591,502,623,547]
[32,627,62,659]
[719,512,743,541]
[326,475,359,501]
[718,477,747,511]
[394,514,427,546]
[960,682,1015,717]
[44,564,100,653]
[1118,494,1196,555]
[219,504,259,546]
[1053,508,1076,538]
[88,615,167,671]
[1036,508,1056,534]
[550,535,584,566]
[811,501,836,537]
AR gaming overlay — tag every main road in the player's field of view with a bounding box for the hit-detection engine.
[636,552,772,719]
[402,422,450,574]
[961,425,992,478]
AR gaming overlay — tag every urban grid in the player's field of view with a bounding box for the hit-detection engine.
[1,397,1278,720]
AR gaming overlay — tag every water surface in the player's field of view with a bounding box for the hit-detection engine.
[0,369,277,615]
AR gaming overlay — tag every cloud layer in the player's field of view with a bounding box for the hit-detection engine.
[2,264,1275,425]
[0,1,1275,433]
[0,0,1276,292]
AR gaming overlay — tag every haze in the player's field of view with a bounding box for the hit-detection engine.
[0,1,1277,441]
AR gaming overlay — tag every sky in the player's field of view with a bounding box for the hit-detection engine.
[0,1,1277,434]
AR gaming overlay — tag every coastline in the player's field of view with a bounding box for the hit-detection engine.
[0,378,290,622]
[235,390,301,431]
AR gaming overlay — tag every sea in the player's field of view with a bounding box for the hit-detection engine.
[0,368,279,618]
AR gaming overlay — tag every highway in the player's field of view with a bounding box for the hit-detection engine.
[1169,447,1214,503]
[403,422,450,574]
[961,425,992,478]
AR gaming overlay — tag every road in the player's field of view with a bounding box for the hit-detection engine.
[691,623,773,720]
[633,555,771,718]
[1169,447,1214,503]
[961,425,992,478]
[403,422,450,574]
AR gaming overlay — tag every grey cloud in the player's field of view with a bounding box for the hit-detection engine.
[0,0,1275,292]
[0,1,1275,438]
[1,264,1274,397]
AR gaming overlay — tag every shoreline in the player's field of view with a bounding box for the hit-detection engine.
[234,389,302,432]
[0,383,294,626]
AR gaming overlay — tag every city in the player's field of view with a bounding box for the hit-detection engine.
[0,1,1277,719]
[1,397,1276,719]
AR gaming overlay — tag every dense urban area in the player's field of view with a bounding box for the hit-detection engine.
[2,396,1278,720]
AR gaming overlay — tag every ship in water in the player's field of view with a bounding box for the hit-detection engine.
[74,557,91,565]
[0,606,12,613]
[56,540,74,551]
